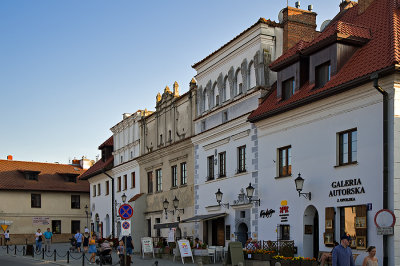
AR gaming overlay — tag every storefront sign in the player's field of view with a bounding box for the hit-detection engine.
[260,209,275,218]
[329,178,365,202]
[279,200,289,223]
[32,217,50,226]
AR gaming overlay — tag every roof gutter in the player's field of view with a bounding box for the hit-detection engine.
[371,72,389,266]
[102,170,115,238]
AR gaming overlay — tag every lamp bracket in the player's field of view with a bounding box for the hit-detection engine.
[299,192,312,200]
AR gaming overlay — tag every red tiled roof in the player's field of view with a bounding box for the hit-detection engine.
[98,136,113,149]
[192,18,282,69]
[269,40,309,70]
[249,0,400,121]
[0,160,89,192]
[79,156,113,180]
[128,193,144,203]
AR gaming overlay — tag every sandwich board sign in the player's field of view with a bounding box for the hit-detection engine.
[141,237,155,258]
[227,242,244,266]
[121,220,131,236]
[174,239,194,264]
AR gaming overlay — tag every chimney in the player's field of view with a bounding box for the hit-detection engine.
[340,0,356,11]
[358,0,374,14]
[282,6,317,52]
[7,155,13,161]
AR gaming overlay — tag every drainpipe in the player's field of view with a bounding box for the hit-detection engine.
[103,170,115,238]
[371,73,388,266]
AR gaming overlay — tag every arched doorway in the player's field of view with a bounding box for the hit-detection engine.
[237,223,248,247]
[95,214,100,234]
[303,205,319,259]
[105,215,110,237]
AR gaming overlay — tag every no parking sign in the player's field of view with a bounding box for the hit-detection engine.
[121,220,131,236]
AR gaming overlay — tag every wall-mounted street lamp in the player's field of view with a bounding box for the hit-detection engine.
[294,173,311,200]
[215,188,230,209]
[121,193,127,204]
[246,183,261,206]
[172,196,184,214]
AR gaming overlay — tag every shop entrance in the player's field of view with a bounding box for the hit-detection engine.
[303,205,319,259]
[237,223,248,247]
[211,217,225,246]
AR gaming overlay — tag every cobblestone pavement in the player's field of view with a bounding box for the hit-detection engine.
[0,243,224,266]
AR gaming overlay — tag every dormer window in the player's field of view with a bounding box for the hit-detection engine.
[315,61,331,89]
[21,171,40,181]
[58,173,79,183]
[282,78,295,100]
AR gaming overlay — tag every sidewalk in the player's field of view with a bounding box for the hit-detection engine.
[0,243,224,266]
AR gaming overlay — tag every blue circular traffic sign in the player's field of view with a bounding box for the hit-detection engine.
[118,204,133,219]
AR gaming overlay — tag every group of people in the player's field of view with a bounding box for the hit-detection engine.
[320,233,378,266]
[34,228,53,252]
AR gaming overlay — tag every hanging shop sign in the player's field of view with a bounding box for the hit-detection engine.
[260,209,275,218]
[279,200,289,223]
[374,209,396,235]
[329,178,365,202]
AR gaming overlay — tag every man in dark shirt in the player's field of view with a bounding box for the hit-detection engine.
[332,233,355,266]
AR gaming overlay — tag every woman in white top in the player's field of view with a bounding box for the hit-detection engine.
[362,246,378,266]
[35,229,43,251]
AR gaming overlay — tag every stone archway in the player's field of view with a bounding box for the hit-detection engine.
[237,223,249,247]
[303,205,319,258]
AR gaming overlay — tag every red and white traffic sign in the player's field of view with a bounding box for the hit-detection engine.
[118,204,133,220]
[374,209,396,235]
[121,220,131,236]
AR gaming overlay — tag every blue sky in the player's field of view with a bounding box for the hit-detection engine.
[0,0,341,164]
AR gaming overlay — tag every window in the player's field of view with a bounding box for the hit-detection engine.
[216,95,220,106]
[225,225,231,241]
[201,121,206,132]
[315,61,331,89]
[237,146,246,173]
[52,220,61,234]
[156,169,162,192]
[222,111,228,123]
[171,166,178,187]
[25,171,39,181]
[240,211,246,218]
[120,155,123,163]
[123,175,127,190]
[131,172,135,188]
[207,156,215,180]
[338,129,357,165]
[105,181,109,195]
[71,195,80,209]
[147,219,151,237]
[181,162,187,185]
[339,205,367,249]
[97,183,101,196]
[278,146,292,177]
[71,220,80,234]
[117,176,121,192]
[160,134,163,145]
[239,83,243,94]
[169,130,172,141]
[93,185,96,197]
[31,194,41,208]
[65,175,77,182]
[282,78,295,100]
[219,152,226,178]
[130,151,133,159]
[147,172,153,193]
[279,224,290,240]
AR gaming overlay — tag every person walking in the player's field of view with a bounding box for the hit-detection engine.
[74,230,83,253]
[121,234,134,262]
[35,229,43,252]
[362,246,378,266]
[332,233,355,266]
[88,235,97,265]
[83,232,89,253]
[43,228,53,252]
[4,230,10,245]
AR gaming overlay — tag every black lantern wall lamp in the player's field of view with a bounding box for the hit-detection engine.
[163,196,184,218]
[215,188,230,209]
[294,173,311,200]
[246,183,261,206]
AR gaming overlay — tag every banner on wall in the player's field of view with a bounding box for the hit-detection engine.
[32,217,50,226]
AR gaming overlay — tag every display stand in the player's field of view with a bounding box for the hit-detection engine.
[173,239,194,264]
[141,237,155,259]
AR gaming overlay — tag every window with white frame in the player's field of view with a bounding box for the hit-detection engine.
[156,169,162,192]
[207,156,214,180]
[338,129,357,165]
[237,146,246,173]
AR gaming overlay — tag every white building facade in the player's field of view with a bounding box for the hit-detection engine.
[190,18,284,247]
